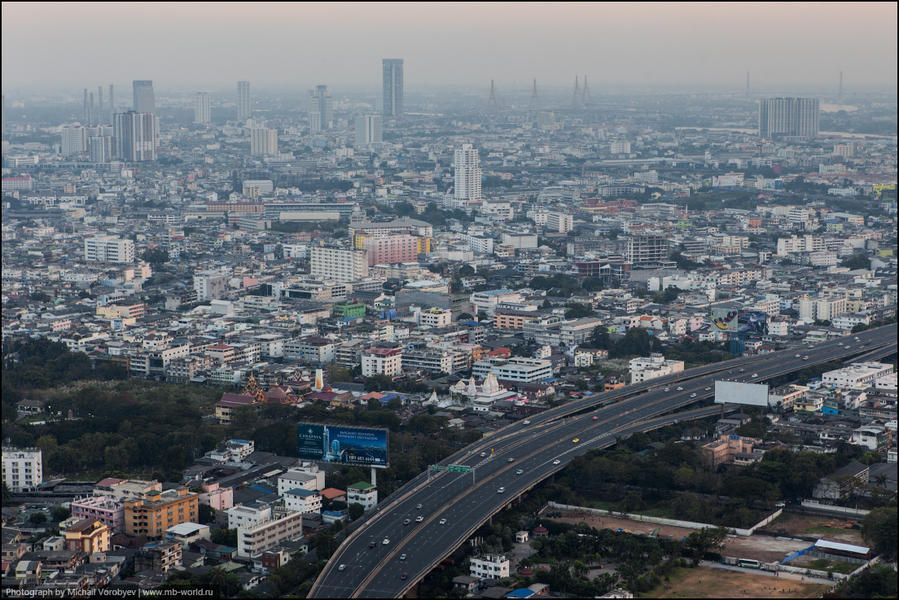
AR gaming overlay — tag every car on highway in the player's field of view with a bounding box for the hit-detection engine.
[400,554,406,561]
[415,515,423,522]
[664,387,670,392]
[497,487,505,493]
[751,373,758,378]
[338,564,346,571]
[690,393,697,398]
[507,457,515,463]
[704,387,711,391]
[592,416,598,421]
[523,420,531,425]
[439,519,447,525]
[515,469,524,475]
[480,452,487,457]
[676,386,683,391]
[400,573,407,580]
[739,368,745,373]
[855,337,860,341]
[403,519,410,525]
[369,542,376,549]
[796,354,801,358]
[803,356,809,361]
[552,460,561,465]
[572,438,580,443]
[382,538,390,545]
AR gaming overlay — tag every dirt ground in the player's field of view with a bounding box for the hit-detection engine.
[544,509,810,563]
[758,512,865,545]
[645,567,831,598]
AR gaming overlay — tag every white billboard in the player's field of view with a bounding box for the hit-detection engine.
[714,380,769,406]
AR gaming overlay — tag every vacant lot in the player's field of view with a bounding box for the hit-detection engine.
[759,512,865,545]
[643,566,831,598]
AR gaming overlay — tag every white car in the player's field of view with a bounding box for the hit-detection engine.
[439,519,447,525]
[515,469,524,475]
[552,460,561,465]
[497,487,505,494]
[480,452,487,457]
[416,503,422,509]
[400,554,407,561]
[663,387,670,392]
[690,393,697,398]
[676,386,683,391]
[796,354,801,358]
[523,420,531,425]
[415,515,423,523]
[751,373,758,378]
[803,356,809,361]
[507,457,515,463]
[382,538,390,545]
[403,519,410,525]
[338,564,346,571]
[704,387,711,391]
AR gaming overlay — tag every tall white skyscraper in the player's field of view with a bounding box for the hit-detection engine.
[355,114,382,147]
[382,58,404,118]
[61,125,87,157]
[114,111,156,161]
[309,85,332,132]
[250,127,278,156]
[759,97,819,139]
[132,80,155,114]
[454,143,481,201]
[237,81,251,121]
[195,92,211,124]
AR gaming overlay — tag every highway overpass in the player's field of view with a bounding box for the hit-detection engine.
[310,324,896,598]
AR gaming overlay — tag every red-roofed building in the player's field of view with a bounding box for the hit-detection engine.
[215,393,258,424]
[319,488,346,502]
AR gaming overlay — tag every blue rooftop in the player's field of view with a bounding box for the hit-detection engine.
[478,289,513,296]
[505,590,535,599]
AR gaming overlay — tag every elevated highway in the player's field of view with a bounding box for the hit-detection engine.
[310,325,896,598]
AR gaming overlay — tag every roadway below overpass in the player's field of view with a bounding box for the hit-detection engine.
[310,324,896,598]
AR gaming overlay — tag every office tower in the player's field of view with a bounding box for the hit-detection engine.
[237,80,251,121]
[61,125,87,157]
[195,92,211,124]
[132,80,155,114]
[84,235,136,264]
[758,97,819,139]
[97,86,103,122]
[108,84,115,124]
[308,85,332,132]
[113,111,156,161]
[83,89,90,124]
[250,127,278,156]
[354,114,382,147]
[310,246,369,282]
[88,135,113,163]
[382,58,404,117]
[454,143,482,201]
[626,233,669,266]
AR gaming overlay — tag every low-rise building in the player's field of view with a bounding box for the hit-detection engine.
[346,481,378,511]
[123,488,199,538]
[628,353,684,383]
[283,489,322,514]
[236,511,304,558]
[165,522,211,548]
[699,434,762,468]
[2,446,42,492]
[64,519,111,554]
[71,496,124,533]
[470,554,510,580]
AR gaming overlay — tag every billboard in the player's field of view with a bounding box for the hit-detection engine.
[297,424,389,468]
[714,381,769,407]
[711,308,768,335]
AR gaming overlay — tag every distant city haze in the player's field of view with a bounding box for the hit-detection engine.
[2,2,897,92]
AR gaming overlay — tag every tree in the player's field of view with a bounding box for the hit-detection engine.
[564,303,593,319]
[29,511,48,525]
[348,502,365,520]
[141,248,170,264]
[198,504,216,525]
[840,253,871,270]
[51,505,71,522]
[861,507,897,560]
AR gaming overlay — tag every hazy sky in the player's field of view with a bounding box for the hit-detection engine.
[2,2,897,93]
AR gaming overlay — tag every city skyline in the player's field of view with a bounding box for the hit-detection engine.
[2,2,896,91]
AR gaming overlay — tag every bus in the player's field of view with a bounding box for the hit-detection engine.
[737,558,760,569]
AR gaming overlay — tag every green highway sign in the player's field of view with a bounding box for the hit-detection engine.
[430,465,448,471]
[448,464,472,473]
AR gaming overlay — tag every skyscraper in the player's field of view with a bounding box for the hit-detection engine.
[382,59,404,118]
[250,127,278,156]
[355,114,382,148]
[758,97,819,139]
[61,125,87,157]
[308,85,332,132]
[195,92,211,125]
[132,80,156,114]
[114,111,156,161]
[108,84,115,124]
[237,81,251,121]
[454,143,481,201]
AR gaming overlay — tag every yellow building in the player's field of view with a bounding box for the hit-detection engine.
[64,519,110,554]
[124,488,199,538]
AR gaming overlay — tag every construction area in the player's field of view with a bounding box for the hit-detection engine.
[645,566,832,598]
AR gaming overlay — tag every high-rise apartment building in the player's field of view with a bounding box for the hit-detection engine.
[354,114,382,147]
[237,81,251,121]
[2,447,42,492]
[308,85,332,132]
[454,143,482,201]
[310,246,369,282]
[84,235,136,264]
[61,125,87,157]
[194,92,211,124]
[759,97,819,139]
[626,233,669,266]
[114,111,156,161]
[250,127,278,156]
[89,135,114,163]
[382,58,404,118]
[132,80,156,114]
